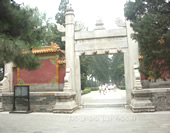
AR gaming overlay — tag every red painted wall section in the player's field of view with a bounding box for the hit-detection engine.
[20,59,56,84]
[59,66,65,83]
[13,69,17,85]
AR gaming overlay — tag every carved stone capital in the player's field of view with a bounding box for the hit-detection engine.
[56,23,65,32]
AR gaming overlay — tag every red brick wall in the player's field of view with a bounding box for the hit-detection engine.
[13,69,17,85]
[59,66,65,83]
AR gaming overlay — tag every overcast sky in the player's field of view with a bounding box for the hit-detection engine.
[15,0,126,29]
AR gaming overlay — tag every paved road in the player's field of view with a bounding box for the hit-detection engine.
[81,89,126,105]
[0,111,170,133]
[0,90,170,133]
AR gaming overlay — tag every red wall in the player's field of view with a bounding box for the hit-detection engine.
[59,66,65,83]
[13,69,17,85]
[13,59,66,85]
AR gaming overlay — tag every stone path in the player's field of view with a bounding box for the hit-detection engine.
[81,89,126,108]
[1,89,170,133]
[1,111,170,133]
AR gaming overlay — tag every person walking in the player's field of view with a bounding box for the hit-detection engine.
[98,84,102,95]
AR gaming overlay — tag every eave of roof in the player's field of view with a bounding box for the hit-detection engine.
[32,42,65,55]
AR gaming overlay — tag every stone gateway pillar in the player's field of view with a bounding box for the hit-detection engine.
[53,5,78,113]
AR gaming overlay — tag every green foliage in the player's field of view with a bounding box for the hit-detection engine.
[91,87,99,91]
[0,0,50,69]
[118,86,125,90]
[54,0,69,50]
[80,56,92,90]
[110,54,125,85]
[124,0,170,80]
[81,87,98,95]
[80,54,125,89]
[81,88,91,95]
[88,55,110,84]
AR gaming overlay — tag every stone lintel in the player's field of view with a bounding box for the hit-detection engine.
[75,28,126,40]
[75,48,128,56]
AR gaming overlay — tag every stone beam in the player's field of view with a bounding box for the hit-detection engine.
[75,28,127,40]
[75,37,127,52]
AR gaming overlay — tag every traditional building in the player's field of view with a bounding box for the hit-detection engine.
[12,42,66,91]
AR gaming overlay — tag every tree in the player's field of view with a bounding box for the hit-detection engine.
[0,0,50,70]
[86,55,111,84]
[54,0,69,50]
[110,54,125,85]
[124,0,170,80]
[80,56,92,90]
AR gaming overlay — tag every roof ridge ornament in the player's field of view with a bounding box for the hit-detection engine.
[75,21,84,32]
[94,17,105,30]
[115,18,126,27]
[66,3,74,12]
[56,23,65,32]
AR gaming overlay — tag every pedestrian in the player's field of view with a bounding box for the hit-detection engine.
[99,84,102,95]
[113,83,117,91]
[102,84,105,95]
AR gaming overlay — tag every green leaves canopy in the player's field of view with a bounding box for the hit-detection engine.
[124,0,170,80]
[80,54,125,89]
[0,0,50,69]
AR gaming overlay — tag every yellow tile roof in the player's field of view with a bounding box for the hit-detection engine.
[32,42,65,55]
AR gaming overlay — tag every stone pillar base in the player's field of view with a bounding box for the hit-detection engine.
[131,90,155,113]
[53,92,78,113]
[130,99,155,113]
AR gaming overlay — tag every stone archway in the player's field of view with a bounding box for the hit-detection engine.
[53,4,155,113]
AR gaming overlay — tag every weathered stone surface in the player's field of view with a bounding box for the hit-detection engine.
[131,88,170,112]
[53,92,78,113]
[131,89,155,112]
[29,84,64,92]
[142,79,170,88]
[2,92,57,112]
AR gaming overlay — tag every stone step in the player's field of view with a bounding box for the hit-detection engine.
[83,103,126,108]
[9,111,32,114]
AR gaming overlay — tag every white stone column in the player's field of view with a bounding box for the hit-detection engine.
[126,21,140,90]
[64,5,75,92]
[124,52,131,104]
[75,54,81,105]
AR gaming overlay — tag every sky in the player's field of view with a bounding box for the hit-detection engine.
[15,0,127,30]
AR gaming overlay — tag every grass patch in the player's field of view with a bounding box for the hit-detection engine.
[91,87,99,91]
[118,86,125,90]
[81,88,91,95]
[81,87,99,95]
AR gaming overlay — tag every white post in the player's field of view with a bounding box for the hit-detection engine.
[75,55,81,105]
[64,5,75,92]
[126,21,140,90]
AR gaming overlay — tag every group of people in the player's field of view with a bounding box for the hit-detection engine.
[98,83,117,95]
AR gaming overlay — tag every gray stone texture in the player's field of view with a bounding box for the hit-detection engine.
[2,92,57,112]
[29,84,64,92]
